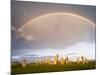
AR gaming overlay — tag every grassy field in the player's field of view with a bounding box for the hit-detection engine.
[11,61,96,75]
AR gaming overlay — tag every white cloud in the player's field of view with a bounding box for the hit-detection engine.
[12,26,36,41]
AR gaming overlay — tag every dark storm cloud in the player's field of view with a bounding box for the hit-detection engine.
[11,1,96,56]
[11,1,96,28]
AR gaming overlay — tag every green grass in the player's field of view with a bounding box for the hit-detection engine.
[11,61,96,75]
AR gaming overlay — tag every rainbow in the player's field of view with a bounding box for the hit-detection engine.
[18,12,95,31]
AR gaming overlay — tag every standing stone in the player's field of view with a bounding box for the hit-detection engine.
[60,57,65,64]
[65,56,69,64]
[85,57,88,64]
[77,58,80,64]
[47,58,51,64]
[54,54,59,64]
[21,58,27,68]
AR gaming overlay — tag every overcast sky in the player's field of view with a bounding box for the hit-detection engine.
[11,1,96,59]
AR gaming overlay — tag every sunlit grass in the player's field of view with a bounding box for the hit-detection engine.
[11,60,95,75]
